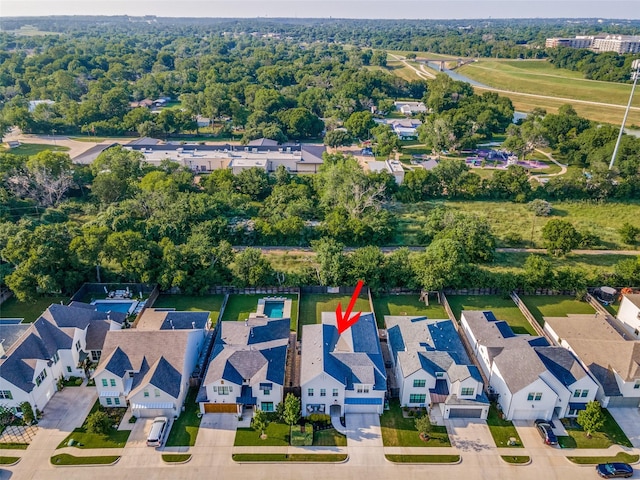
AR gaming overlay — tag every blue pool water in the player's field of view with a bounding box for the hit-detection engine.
[94,302,135,314]
[264,301,284,319]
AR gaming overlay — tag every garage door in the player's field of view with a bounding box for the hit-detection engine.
[203,403,238,413]
[448,408,483,418]
[133,408,173,418]
[345,404,379,414]
[607,396,640,408]
[512,409,549,421]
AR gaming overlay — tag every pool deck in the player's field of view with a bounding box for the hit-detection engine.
[252,297,292,319]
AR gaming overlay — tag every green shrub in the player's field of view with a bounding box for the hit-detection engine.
[86,411,111,435]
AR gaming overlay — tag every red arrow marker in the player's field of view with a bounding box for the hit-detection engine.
[336,280,364,335]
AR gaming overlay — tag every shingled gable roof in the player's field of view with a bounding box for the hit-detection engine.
[129,356,182,399]
[534,346,589,387]
[0,332,52,393]
[300,313,386,391]
[136,309,209,331]
[41,303,125,329]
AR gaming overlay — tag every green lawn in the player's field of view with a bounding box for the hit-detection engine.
[58,401,130,449]
[234,422,290,447]
[152,295,224,320]
[162,454,191,463]
[501,455,530,464]
[487,404,523,448]
[558,410,633,449]
[0,456,20,465]
[0,443,28,450]
[380,400,450,447]
[2,143,70,156]
[233,453,347,462]
[567,452,639,464]
[446,295,535,335]
[50,454,119,466]
[298,294,371,338]
[520,295,595,326]
[0,295,69,323]
[385,454,460,463]
[221,294,298,331]
[165,387,201,447]
[314,428,347,446]
[372,294,448,328]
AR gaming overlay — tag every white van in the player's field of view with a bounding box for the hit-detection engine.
[146,416,168,447]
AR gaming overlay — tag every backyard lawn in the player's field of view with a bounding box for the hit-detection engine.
[520,295,595,326]
[558,410,633,449]
[380,400,450,447]
[165,387,201,447]
[487,404,523,448]
[0,295,69,323]
[372,294,448,329]
[446,295,536,336]
[298,294,370,337]
[152,294,224,318]
[221,294,298,331]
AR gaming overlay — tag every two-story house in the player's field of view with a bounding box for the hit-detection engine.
[386,316,489,420]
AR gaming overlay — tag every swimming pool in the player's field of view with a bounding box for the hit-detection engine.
[92,300,137,314]
[263,301,285,319]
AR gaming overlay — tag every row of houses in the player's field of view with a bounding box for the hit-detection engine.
[3,294,640,424]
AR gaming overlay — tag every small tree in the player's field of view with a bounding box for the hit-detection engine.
[619,223,640,245]
[253,409,270,439]
[577,400,605,438]
[86,410,112,435]
[20,401,35,425]
[527,199,552,217]
[414,414,433,441]
[282,393,301,426]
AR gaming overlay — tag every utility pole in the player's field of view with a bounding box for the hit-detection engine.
[609,59,640,170]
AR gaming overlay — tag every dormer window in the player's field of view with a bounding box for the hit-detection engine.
[435,372,444,378]
[461,387,474,396]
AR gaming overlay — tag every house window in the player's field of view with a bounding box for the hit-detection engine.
[75,340,81,352]
[263,389,271,396]
[129,372,134,378]
[568,408,579,416]
[155,389,160,397]
[144,390,149,397]
[634,381,640,390]
[219,386,230,395]
[114,398,120,406]
[320,389,326,397]
[363,386,369,393]
[110,379,116,387]
[413,379,426,388]
[67,366,72,373]
[102,379,108,387]
[435,372,444,378]
[35,369,47,387]
[52,352,59,364]
[409,394,426,404]
[0,391,12,400]
[581,390,589,398]
[534,392,542,401]
[573,389,581,397]
[332,389,339,397]
[106,398,112,406]
[308,388,314,397]
[261,402,274,412]
[461,387,475,396]
[91,351,101,361]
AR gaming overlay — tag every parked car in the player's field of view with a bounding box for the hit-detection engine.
[596,463,633,478]
[146,416,169,447]
[534,419,558,446]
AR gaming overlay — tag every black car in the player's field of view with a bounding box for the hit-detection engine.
[534,419,558,445]
[596,463,634,478]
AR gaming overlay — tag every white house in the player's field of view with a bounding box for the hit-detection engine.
[300,312,386,417]
[198,318,289,415]
[617,294,640,338]
[461,311,597,420]
[386,316,489,420]
[389,119,422,140]
[0,303,125,417]
[94,328,205,417]
[394,101,427,116]
[544,313,640,408]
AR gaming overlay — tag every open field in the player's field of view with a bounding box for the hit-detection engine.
[0,295,69,323]
[446,294,535,335]
[298,294,370,337]
[372,294,448,328]
[221,294,298,331]
[396,200,640,249]
[1,143,70,156]
[519,295,595,326]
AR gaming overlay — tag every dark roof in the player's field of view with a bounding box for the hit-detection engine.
[0,333,50,393]
[161,312,209,330]
[102,346,133,377]
[236,385,257,405]
[429,379,449,403]
[300,145,326,163]
[85,320,111,350]
[72,143,118,164]
[248,319,290,345]
[0,322,31,352]
[147,357,182,398]
[41,303,125,329]
[534,347,588,387]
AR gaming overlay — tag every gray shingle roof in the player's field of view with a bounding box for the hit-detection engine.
[534,346,588,387]
[41,303,125,329]
[136,309,209,331]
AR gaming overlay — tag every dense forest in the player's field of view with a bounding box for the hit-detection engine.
[1,17,639,301]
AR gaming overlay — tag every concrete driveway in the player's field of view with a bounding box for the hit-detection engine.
[445,418,494,452]
[608,408,640,448]
[345,413,384,466]
[38,384,97,432]
[196,413,238,448]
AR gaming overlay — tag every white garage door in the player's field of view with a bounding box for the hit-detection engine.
[511,409,550,421]
[345,404,379,414]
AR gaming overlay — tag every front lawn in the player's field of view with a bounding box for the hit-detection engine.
[232,453,347,462]
[567,452,639,464]
[51,454,119,465]
[0,295,69,323]
[290,424,313,446]
[386,454,460,463]
[152,294,224,321]
[487,404,523,448]
[221,294,298,331]
[58,400,130,449]
[520,295,595,326]
[372,294,448,329]
[446,295,535,335]
[165,387,201,447]
[234,422,290,447]
[299,294,370,338]
[314,428,347,446]
[558,410,633,449]
[380,400,450,447]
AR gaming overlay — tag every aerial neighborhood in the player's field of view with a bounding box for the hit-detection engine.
[1,12,640,480]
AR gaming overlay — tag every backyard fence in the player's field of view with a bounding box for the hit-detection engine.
[70,283,157,303]
[510,291,545,337]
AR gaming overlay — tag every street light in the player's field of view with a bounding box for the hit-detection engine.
[609,59,640,170]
